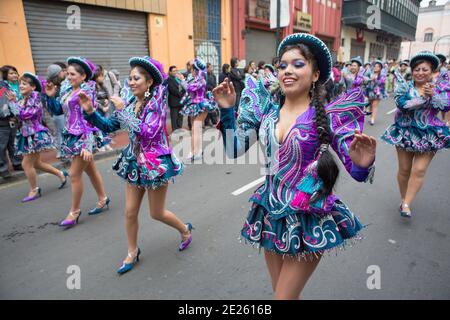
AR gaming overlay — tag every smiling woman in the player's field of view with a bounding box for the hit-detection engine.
[213,33,377,300]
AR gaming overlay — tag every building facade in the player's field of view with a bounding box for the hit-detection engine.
[340,0,421,63]
[400,0,450,61]
[232,0,343,65]
[0,0,233,76]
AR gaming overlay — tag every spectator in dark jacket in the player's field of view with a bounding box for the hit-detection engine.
[167,66,185,131]
[219,63,230,84]
[229,57,244,110]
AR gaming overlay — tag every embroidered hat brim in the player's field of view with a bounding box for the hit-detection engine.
[410,51,440,71]
[67,57,94,81]
[129,57,164,86]
[277,33,332,83]
[22,72,42,92]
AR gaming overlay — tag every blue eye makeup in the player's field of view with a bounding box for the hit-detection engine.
[278,60,306,70]
[293,60,305,68]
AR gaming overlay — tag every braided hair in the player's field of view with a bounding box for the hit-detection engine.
[278,44,339,200]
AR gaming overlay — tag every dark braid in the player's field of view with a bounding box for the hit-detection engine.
[311,81,339,201]
[279,43,340,201]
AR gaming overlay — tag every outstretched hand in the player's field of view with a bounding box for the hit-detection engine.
[349,129,377,168]
[212,78,236,109]
[78,91,94,114]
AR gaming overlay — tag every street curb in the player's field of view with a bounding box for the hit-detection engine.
[0,149,122,186]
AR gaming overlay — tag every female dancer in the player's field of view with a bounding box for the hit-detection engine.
[381,51,450,218]
[213,33,377,299]
[366,60,387,125]
[46,57,110,227]
[81,56,192,274]
[180,58,216,161]
[343,56,366,92]
[7,72,68,202]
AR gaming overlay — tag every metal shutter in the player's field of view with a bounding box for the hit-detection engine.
[23,0,149,78]
[245,29,277,66]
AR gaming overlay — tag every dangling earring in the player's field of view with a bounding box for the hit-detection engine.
[144,88,151,98]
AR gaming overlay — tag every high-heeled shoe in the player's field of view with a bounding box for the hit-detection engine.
[21,187,41,203]
[117,248,141,275]
[399,203,412,218]
[179,223,194,251]
[88,197,110,215]
[192,153,203,161]
[59,210,82,228]
[58,170,69,189]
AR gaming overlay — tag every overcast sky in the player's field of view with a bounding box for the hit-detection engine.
[420,0,449,7]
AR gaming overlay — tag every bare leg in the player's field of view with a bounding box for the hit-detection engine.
[370,99,380,123]
[83,159,107,203]
[22,153,38,195]
[192,112,207,156]
[396,148,414,201]
[264,250,283,292]
[147,184,188,237]
[66,156,88,216]
[34,153,65,181]
[123,184,145,264]
[403,152,435,209]
[274,255,322,300]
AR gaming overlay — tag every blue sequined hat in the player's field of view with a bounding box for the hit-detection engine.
[400,60,409,67]
[22,72,42,92]
[193,58,207,71]
[350,56,363,67]
[129,56,165,86]
[277,33,332,83]
[264,64,276,74]
[374,60,384,68]
[410,51,440,71]
[67,57,97,80]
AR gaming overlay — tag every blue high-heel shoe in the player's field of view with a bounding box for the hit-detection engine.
[117,248,141,275]
[58,170,69,189]
[179,223,194,251]
[88,197,110,215]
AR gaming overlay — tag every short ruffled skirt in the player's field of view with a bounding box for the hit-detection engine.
[112,145,183,189]
[61,129,108,158]
[15,130,55,155]
[241,200,365,260]
[381,124,450,153]
[180,94,217,117]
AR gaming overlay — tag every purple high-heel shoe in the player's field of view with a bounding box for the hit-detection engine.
[179,223,194,251]
[21,187,41,203]
[59,210,82,228]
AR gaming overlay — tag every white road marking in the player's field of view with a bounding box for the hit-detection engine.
[232,177,265,196]
[387,108,397,115]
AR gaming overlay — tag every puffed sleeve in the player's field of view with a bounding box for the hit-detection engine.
[136,85,167,141]
[327,87,374,183]
[219,75,272,158]
[431,76,450,112]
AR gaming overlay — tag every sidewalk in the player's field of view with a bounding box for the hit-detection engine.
[0,131,129,185]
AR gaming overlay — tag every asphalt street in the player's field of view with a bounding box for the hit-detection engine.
[1,97,449,299]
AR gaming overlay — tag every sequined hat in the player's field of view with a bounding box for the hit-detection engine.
[66,57,97,80]
[277,33,332,83]
[410,51,440,71]
[129,56,166,86]
[22,72,42,92]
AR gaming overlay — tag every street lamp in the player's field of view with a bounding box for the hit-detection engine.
[433,35,450,55]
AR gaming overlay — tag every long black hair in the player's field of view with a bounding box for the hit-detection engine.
[278,44,339,200]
